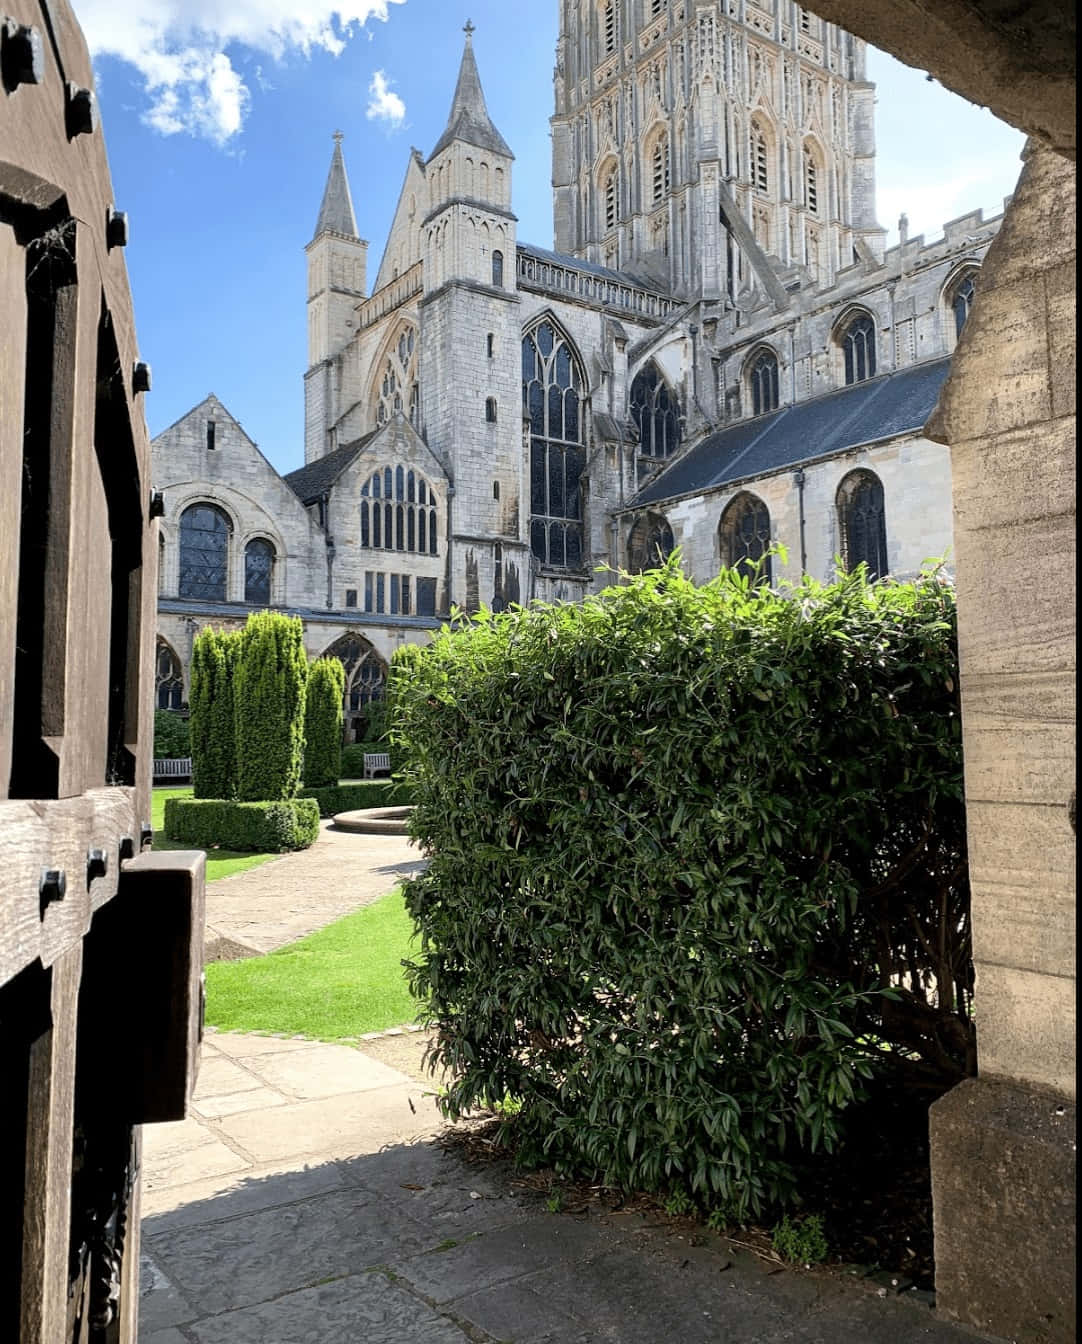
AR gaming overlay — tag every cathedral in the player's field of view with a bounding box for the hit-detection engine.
[153,1,1004,740]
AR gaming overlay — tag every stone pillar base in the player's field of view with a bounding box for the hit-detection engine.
[929,1076,1076,1343]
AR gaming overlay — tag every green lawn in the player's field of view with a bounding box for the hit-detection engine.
[204,889,421,1039]
[151,786,279,882]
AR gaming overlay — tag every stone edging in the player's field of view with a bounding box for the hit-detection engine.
[204,1022,427,1045]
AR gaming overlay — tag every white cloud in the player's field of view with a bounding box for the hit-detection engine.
[78,1,405,146]
[366,69,406,128]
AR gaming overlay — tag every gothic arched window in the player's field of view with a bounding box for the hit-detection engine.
[374,324,419,428]
[244,538,275,606]
[950,270,978,341]
[322,635,388,742]
[630,362,681,459]
[523,320,586,571]
[492,250,504,287]
[627,512,675,573]
[651,131,670,204]
[178,503,230,601]
[840,313,877,385]
[751,121,769,194]
[719,492,772,586]
[838,470,888,580]
[747,347,780,416]
[156,637,184,710]
[360,468,438,554]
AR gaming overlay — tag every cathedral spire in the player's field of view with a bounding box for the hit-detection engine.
[313,131,359,241]
[428,22,513,161]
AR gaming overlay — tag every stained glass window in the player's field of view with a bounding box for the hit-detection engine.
[838,470,888,579]
[244,538,274,605]
[155,637,184,710]
[360,468,437,554]
[719,493,772,586]
[374,324,419,427]
[630,362,681,459]
[842,314,877,385]
[748,348,780,415]
[178,503,229,601]
[523,321,586,570]
[627,513,675,573]
[951,271,977,340]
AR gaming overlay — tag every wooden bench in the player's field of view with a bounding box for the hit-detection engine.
[363,752,391,779]
[154,757,192,781]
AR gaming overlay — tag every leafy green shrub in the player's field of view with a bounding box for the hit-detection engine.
[234,612,308,802]
[393,561,969,1221]
[164,796,319,852]
[771,1214,829,1265]
[299,779,414,818]
[303,657,346,788]
[189,628,241,799]
[341,741,401,777]
[153,709,190,758]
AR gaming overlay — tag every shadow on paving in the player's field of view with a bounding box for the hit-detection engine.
[139,1137,995,1344]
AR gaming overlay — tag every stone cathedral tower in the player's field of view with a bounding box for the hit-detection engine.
[550,0,885,302]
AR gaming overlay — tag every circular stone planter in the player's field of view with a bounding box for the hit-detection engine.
[332,805,414,835]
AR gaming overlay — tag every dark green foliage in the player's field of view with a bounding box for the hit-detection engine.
[164,796,320,852]
[299,779,414,818]
[234,612,308,802]
[189,629,241,799]
[303,657,346,788]
[771,1214,829,1265]
[392,561,970,1221]
[341,741,402,777]
[153,709,190,758]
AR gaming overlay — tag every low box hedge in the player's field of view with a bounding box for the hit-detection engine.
[164,796,320,852]
[299,779,413,818]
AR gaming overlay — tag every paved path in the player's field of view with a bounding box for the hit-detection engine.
[204,819,426,959]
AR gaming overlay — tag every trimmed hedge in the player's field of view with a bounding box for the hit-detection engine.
[153,709,190,758]
[164,796,320,852]
[304,657,345,788]
[299,779,414,818]
[392,560,970,1220]
[234,612,308,802]
[189,629,240,799]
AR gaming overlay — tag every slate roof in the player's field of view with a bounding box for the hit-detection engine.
[632,356,952,507]
[283,431,378,505]
[313,136,359,240]
[517,240,670,294]
[429,33,512,161]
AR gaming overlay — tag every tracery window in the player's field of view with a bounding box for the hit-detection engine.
[751,121,769,194]
[374,324,419,428]
[627,512,675,573]
[950,270,978,340]
[178,502,230,601]
[837,470,888,580]
[156,637,184,711]
[651,131,670,204]
[803,144,819,215]
[323,635,387,740]
[244,538,274,605]
[523,320,586,571]
[629,361,681,459]
[719,492,772,586]
[748,347,779,416]
[360,467,438,555]
[840,313,877,384]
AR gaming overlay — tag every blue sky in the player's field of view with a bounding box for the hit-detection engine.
[81,0,1025,477]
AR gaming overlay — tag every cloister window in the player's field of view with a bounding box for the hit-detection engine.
[719,492,772,586]
[323,635,387,742]
[524,320,586,570]
[629,361,681,459]
[492,250,503,286]
[651,131,671,203]
[748,347,780,415]
[627,512,675,573]
[360,467,438,555]
[374,324,419,428]
[751,121,769,194]
[840,313,877,384]
[244,538,275,605]
[838,470,888,580]
[803,144,819,215]
[156,637,184,710]
[178,502,230,601]
[950,270,978,340]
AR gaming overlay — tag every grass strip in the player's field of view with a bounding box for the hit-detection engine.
[205,888,421,1040]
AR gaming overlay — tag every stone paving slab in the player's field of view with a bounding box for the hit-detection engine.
[139,1033,1003,1344]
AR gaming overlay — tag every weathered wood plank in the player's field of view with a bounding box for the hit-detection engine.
[0,225,26,796]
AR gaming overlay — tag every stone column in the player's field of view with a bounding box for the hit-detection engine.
[924,140,1075,1344]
